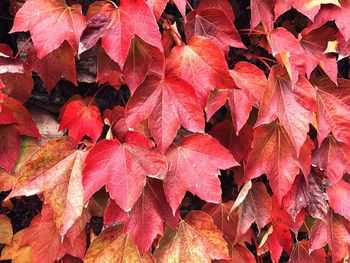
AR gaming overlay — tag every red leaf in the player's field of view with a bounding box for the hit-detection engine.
[27,41,77,93]
[96,46,125,89]
[125,75,204,153]
[257,65,316,154]
[245,122,301,203]
[283,174,328,221]
[105,179,180,253]
[11,0,86,58]
[327,179,350,221]
[123,36,165,94]
[310,211,350,263]
[8,137,88,236]
[268,28,306,84]
[314,77,350,146]
[299,26,338,83]
[80,0,162,69]
[289,240,326,263]
[250,0,274,31]
[312,135,350,185]
[59,95,103,143]
[166,36,235,107]
[147,0,167,20]
[275,0,340,21]
[185,8,245,52]
[197,0,235,24]
[210,120,253,162]
[19,205,88,262]
[306,0,350,41]
[206,62,267,133]
[164,133,238,213]
[230,244,256,263]
[83,131,168,211]
[153,210,230,262]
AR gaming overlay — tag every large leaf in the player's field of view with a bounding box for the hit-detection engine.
[153,211,230,262]
[164,133,238,213]
[83,131,168,211]
[80,0,162,69]
[10,0,86,58]
[125,75,204,153]
[166,36,235,107]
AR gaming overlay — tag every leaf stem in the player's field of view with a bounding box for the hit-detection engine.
[186,0,194,11]
[14,37,32,59]
[106,0,118,9]
[88,86,105,107]
[244,52,272,70]
[160,17,185,46]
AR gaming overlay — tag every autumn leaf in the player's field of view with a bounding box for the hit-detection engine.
[245,121,301,203]
[310,211,350,263]
[257,65,316,154]
[275,0,340,21]
[166,36,235,107]
[59,95,103,143]
[105,179,180,253]
[147,0,168,20]
[289,240,326,263]
[313,77,350,146]
[10,0,86,58]
[125,75,204,153]
[27,41,77,93]
[268,28,306,84]
[153,211,230,262]
[84,225,142,263]
[8,136,88,236]
[250,0,274,31]
[185,8,245,52]
[83,131,168,212]
[312,135,350,185]
[197,0,235,23]
[327,179,350,221]
[80,0,162,69]
[164,133,238,213]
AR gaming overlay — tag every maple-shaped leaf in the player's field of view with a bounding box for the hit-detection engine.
[312,135,350,185]
[84,225,142,263]
[268,27,306,84]
[153,210,230,262]
[206,61,267,133]
[250,0,274,31]
[275,0,340,21]
[11,0,86,58]
[289,240,326,263]
[210,120,253,162]
[18,205,88,263]
[0,95,40,171]
[0,215,13,244]
[310,211,350,263]
[123,36,165,94]
[105,178,180,253]
[257,65,316,154]
[327,179,350,221]
[299,26,338,83]
[164,133,238,213]
[147,0,167,20]
[166,36,235,107]
[59,95,103,143]
[237,182,272,238]
[83,131,167,211]
[8,136,88,236]
[306,0,350,41]
[80,0,162,69]
[283,174,328,221]
[96,46,125,89]
[125,75,204,153]
[27,41,77,93]
[245,121,301,203]
[185,8,245,53]
[313,77,350,146]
